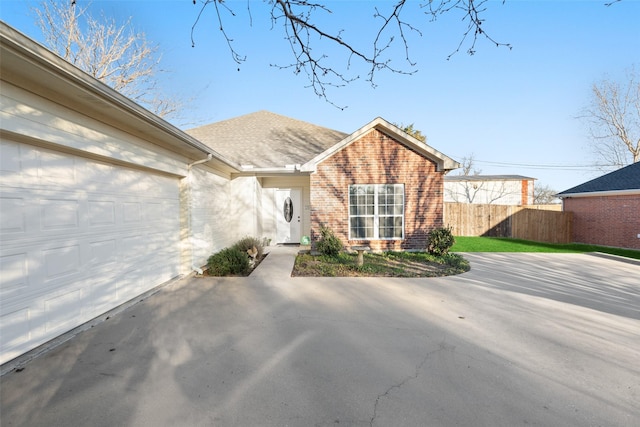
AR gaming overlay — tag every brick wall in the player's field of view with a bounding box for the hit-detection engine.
[310,129,444,251]
[521,179,529,205]
[564,194,640,249]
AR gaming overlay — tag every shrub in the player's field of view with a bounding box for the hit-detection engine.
[427,226,455,256]
[233,236,264,260]
[441,253,469,270]
[207,247,250,276]
[315,226,343,256]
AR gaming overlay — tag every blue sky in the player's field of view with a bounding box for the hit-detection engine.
[1,0,639,192]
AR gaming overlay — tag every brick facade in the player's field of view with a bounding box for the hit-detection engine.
[310,129,444,251]
[521,179,529,206]
[563,195,640,249]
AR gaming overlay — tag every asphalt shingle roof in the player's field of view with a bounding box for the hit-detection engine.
[185,111,348,169]
[557,162,640,195]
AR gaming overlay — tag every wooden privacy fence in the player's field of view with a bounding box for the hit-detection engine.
[444,203,573,244]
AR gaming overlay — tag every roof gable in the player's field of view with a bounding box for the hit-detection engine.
[558,162,640,197]
[300,117,459,172]
[186,111,348,169]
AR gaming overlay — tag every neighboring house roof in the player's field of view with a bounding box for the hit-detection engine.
[301,117,460,172]
[557,162,640,197]
[0,22,240,175]
[186,111,349,169]
[445,175,535,182]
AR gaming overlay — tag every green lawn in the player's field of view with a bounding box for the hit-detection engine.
[451,236,640,260]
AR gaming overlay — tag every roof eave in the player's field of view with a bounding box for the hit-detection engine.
[0,22,241,175]
[232,166,311,178]
[558,188,640,199]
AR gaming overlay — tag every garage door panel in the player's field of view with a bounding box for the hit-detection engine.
[88,277,119,315]
[121,234,146,262]
[145,202,164,222]
[88,200,117,227]
[44,288,83,334]
[0,140,21,174]
[89,239,118,266]
[2,230,176,302]
[1,140,38,183]
[122,201,142,224]
[42,244,83,282]
[1,188,84,242]
[0,252,28,301]
[0,196,26,234]
[38,150,76,185]
[0,308,31,362]
[77,157,116,190]
[145,261,177,291]
[41,198,80,230]
[1,140,181,365]
[2,245,81,310]
[116,268,147,302]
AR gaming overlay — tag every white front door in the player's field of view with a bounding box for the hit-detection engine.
[275,188,301,243]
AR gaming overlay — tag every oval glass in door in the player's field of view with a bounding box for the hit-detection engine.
[283,197,293,223]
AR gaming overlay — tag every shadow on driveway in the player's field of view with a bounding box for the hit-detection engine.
[1,252,638,426]
[459,252,640,320]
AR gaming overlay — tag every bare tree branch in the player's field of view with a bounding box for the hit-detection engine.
[533,184,559,204]
[34,0,184,121]
[422,0,512,59]
[446,154,483,203]
[191,0,511,107]
[581,65,640,171]
[191,0,246,65]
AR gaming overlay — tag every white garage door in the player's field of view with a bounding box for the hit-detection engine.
[0,140,181,365]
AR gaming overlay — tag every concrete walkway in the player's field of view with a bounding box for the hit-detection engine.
[1,247,639,427]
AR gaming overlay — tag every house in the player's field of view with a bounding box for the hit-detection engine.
[187,111,459,252]
[557,163,640,249]
[444,175,535,205]
[0,23,458,365]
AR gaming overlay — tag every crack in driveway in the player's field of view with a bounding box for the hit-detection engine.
[369,339,455,427]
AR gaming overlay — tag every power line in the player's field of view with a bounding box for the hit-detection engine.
[451,156,616,171]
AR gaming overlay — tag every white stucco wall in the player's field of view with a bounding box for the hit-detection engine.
[260,187,277,245]
[445,179,532,205]
[188,169,265,269]
[187,169,273,269]
[230,176,262,239]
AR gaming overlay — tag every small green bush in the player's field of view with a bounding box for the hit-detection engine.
[427,226,455,256]
[233,236,264,260]
[441,253,469,270]
[207,247,250,276]
[315,226,343,256]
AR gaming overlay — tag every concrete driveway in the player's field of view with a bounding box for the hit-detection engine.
[1,248,639,426]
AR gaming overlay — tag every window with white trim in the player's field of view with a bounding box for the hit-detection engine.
[349,184,404,240]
